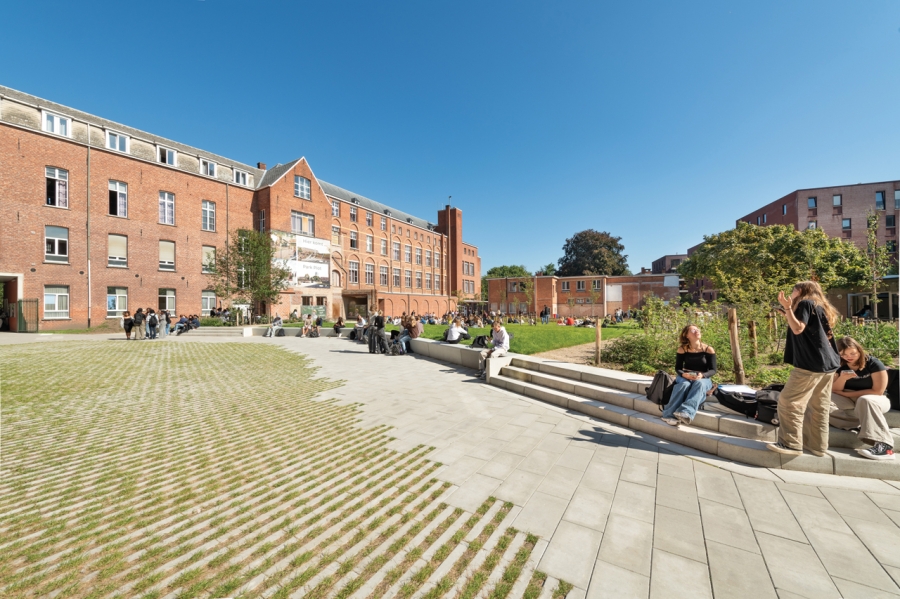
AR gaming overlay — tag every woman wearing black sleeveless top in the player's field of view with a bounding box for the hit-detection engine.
[661,324,717,426]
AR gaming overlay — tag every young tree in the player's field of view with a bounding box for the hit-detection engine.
[556,230,629,277]
[588,282,602,318]
[482,265,530,301]
[679,222,867,305]
[865,211,893,319]
[537,263,557,276]
[206,229,292,314]
[521,278,536,323]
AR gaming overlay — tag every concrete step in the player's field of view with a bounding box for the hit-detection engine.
[177,328,245,337]
[489,372,900,480]
[508,357,652,395]
[501,365,778,443]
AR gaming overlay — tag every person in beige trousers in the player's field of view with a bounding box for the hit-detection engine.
[829,336,894,460]
[768,281,841,457]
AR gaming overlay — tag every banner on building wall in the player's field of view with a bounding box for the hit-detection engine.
[301,305,326,318]
[270,230,331,288]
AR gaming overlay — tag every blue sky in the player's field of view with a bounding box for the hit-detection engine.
[2,1,898,272]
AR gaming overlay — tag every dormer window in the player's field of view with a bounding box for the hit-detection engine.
[294,176,311,199]
[234,170,248,186]
[42,111,71,137]
[200,159,217,177]
[158,146,176,165]
[106,131,129,153]
[384,210,391,216]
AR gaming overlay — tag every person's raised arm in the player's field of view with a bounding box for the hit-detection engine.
[778,291,807,335]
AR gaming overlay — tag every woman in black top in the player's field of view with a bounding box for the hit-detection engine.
[830,336,893,460]
[661,324,717,426]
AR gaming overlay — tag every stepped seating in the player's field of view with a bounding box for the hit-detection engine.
[489,356,900,481]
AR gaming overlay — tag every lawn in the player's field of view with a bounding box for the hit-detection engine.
[384,321,639,355]
[0,341,563,598]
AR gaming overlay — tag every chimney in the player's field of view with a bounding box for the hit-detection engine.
[257,162,267,170]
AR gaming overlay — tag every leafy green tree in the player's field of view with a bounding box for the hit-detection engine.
[206,229,292,312]
[678,222,867,304]
[865,211,894,319]
[537,263,557,276]
[556,230,629,277]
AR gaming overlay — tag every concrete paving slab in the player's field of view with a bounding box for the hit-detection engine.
[693,462,744,509]
[620,456,658,488]
[597,515,654,577]
[493,469,545,506]
[610,481,656,524]
[802,525,900,593]
[556,445,595,472]
[832,577,900,599]
[843,516,900,570]
[655,473,700,516]
[706,540,778,599]
[652,505,707,564]
[478,451,525,481]
[537,465,584,500]
[586,559,649,599]
[581,461,621,495]
[445,473,503,513]
[564,487,613,533]
[699,498,761,554]
[756,532,841,599]
[648,549,712,599]
[733,475,807,543]
[539,520,604,589]
[820,486,894,525]
[512,491,569,538]
[518,449,563,477]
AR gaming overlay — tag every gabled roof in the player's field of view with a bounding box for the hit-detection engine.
[0,85,265,183]
[256,159,301,189]
[318,180,434,230]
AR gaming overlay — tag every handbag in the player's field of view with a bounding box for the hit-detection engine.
[646,371,675,407]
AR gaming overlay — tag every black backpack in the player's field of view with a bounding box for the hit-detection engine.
[714,388,758,418]
[308,329,319,338]
[472,335,489,348]
[348,329,357,340]
[133,312,145,325]
[646,371,675,407]
[149,314,158,327]
[887,369,900,410]
[755,384,783,426]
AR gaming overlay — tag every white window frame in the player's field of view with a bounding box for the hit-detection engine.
[291,211,315,236]
[159,240,176,271]
[381,216,387,231]
[44,285,70,319]
[108,180,128,217]
[46,167,69,208]
[202,200,216,232]
[366,235,374,253]
[108,234,128,267]
[807,221,817,229]
[201,290,217,315]
[435,254,440,269]
[158,145,177,166]
[381,239,388,256]
[42,110,71,137]
[366,212,373,227]
[107,287,128,318]
[576,280,585,291]
[159,191,175,225]
[404,245,412,262]
[350,206,358,222]
[45,226,69,263]
[200,159,217,178]
[561,281,570,291]
[592,279,601,290]
[426,273,432,290]
[349,261,359,284]
[415,248,422,265]
[416,271,422,289]
[393,268,401,287]
[158,288,176,312]
[350,231,358,249]
[392,242,401,261]
[365,263,374,285]
[106,130,130,153]
[233,169,248,186]
[426,250,432,267]
[294,175,311,199]
[380,266,388,286]
[332,200,340,217]
[259,209,266,232]
[434,274,440,293]
[405,270,412,288]
[202,246,215,273]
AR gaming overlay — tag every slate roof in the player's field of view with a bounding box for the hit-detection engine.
[256,159,301,189]
[0,85,265,183]
[318,180,435,230]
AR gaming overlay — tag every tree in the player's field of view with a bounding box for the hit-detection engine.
[865,211,893,319]
[521,278,536,322]
[537,263,557,276]
[556,230,629,277]
[678,222,868,305]
[206,229,292,313]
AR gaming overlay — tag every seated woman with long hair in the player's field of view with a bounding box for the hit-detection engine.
[830,336,893,460]
[661,324,717,426]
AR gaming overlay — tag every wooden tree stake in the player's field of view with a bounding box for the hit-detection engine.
[748,320,758,359]
[728,308,746,384]
[596,322,602,366]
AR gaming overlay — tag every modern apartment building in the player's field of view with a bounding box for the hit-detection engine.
[486,273,682,318]
[737,181,900,254]
[0,85,480,331]
[650,254,687,274]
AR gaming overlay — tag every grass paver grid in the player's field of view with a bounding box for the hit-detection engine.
[0,342,576,599]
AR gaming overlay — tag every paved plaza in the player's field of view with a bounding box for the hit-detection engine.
[3,333,900,598]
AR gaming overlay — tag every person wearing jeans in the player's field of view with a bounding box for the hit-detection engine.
[661,324,717,425]
[478,320,510,379]
[768,281,841,457]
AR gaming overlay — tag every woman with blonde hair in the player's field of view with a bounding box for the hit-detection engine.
[830,336,894,460]
[768,281,841,457]
[661,324,717,426]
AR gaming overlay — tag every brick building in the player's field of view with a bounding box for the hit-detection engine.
[0,85,480,331]
[650,254,687,274]
[737,181,900,254]
[486,273,682,319]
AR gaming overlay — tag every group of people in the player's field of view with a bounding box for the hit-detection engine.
[122,310,201,340]
[664,280,895,461]
[265,313,323,337]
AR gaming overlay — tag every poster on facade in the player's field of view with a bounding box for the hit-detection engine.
[301,305,326,318]
[270,231,331,288]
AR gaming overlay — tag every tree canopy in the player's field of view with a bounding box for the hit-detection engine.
[536,263,557,276]
[206,229,292,310]
[556,230,629,277]
[678,221,868,304]
[481,265,531,300]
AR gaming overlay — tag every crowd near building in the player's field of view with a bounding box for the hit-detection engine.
[0,85,480,331]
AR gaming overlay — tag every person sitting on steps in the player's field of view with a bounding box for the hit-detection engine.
[477,320,510,380]
[661,324,717,426]
[829,336,894,460]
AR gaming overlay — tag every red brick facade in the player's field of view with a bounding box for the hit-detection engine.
[0,86,480,329]
[486,274,682,318]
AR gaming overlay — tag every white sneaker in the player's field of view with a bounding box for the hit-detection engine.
[661,417,679,426]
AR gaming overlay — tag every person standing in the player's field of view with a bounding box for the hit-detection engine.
[132,308,146,341]
[768,281,841,457]
[147,309,158,340]
[122,311,133,340]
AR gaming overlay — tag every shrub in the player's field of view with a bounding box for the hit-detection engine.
[199,317,224,327]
